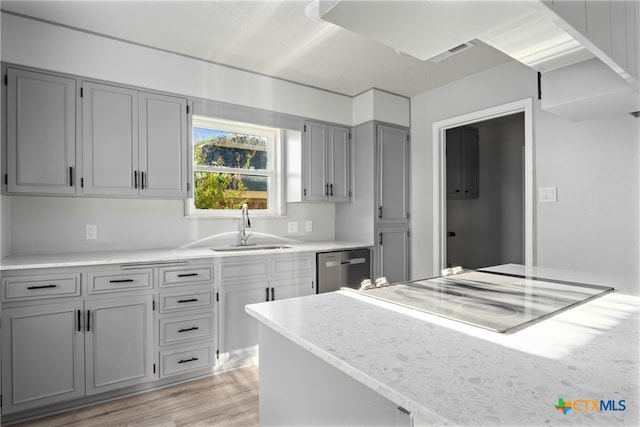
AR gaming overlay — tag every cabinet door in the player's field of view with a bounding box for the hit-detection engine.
[1,302,85,414]
[82,82,139,196]
[85,295,154,395]
[328,125,351,202]
[218,281,268,354]
[139,92,188,198]
[303,121,329,201]
[375,226,410,283]
[460,127,479,198]
[271,276,315,300]
[376,124,410,223]
[446,127,478,199]
[6,68,76,194]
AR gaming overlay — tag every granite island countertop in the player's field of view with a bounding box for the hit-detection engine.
[0,241,370,270]
[246,265,640,426]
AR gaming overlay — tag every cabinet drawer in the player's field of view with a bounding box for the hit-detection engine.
[2,273,81,301]
[160,344,214,378]
[270,254,315,277]
[217,259,267,282]
[160,313,214,346]
[160,290,213,313]
[88,270,152,294]
[159,264,212,287]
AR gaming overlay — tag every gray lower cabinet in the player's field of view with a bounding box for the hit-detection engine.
[216,253,315,362]
[157,261,215,378]
[1,302,85,413]
[5,67,77,194]
[375,226,411,283]
[1,294,153,414]
[1,267,155,416]
[84,295,155,395]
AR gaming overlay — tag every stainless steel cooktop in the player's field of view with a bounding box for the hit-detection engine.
[347,269,614,333]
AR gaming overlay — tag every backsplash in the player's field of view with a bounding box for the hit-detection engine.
[4,196,336,256]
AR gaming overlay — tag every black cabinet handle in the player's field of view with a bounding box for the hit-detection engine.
[109,279,134,283]
[27,284,57,290]
[77,309,82,332]
[325,183,329,196]
[178,357,199,364]
[69,166,74,187]
[177,273,198,278]
[134,171,138,189]
[265,287,270,301]
[329,183,334,196]
[86,310,91,332]
[378,206,383,218]
[178,326,199,333]
[177,298,198,303]
[271,287,275,301]
[141,171,145,190]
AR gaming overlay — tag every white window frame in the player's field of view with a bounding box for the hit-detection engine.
[186,116,283,218]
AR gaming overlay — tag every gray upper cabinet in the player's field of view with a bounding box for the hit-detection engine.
[138,92,188,198]
[446,126,479,199]
[82,82,188,197]
[376,124,410,224]
[301,121,351,202]
[327,125,351,202]
[82,82,139,196]
[6,68,77,194]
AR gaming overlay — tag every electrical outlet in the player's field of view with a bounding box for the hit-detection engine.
[305,220,313,232]
[539,187,557,203]
[86,224,98,240]
[287,221,299,233]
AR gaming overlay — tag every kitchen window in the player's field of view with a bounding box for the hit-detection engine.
[188,116,282,217]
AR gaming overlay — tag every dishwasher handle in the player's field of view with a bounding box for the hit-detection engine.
[325,257,367,268]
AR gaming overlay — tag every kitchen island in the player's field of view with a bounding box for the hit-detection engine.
[246,265,639,426]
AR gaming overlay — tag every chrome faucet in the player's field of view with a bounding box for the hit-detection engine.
[240,203,253,246]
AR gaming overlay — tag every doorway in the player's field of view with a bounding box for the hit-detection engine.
[446,114,524,269]
[432,99,534,273]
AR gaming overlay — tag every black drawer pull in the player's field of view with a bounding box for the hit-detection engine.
[177,298,198,303]
[177,273,198,278]
[77,309,82,332]
[178,357,199,364]
[87,310,91,332]
[27,284,57,290]
[109,279,134,283]
[178,326,199,333]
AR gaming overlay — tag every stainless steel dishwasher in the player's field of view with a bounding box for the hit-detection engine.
[316,249,371,293]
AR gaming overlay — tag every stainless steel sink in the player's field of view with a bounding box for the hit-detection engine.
[211,245,292,252]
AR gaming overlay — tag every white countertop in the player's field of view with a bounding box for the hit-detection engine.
[246,265,640,426]
[0,241,370,270]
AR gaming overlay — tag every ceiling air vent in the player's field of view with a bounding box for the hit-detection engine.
[429,42,475,63]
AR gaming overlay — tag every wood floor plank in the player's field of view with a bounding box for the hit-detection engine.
[8,366,259,427]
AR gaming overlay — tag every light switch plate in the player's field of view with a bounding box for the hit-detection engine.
[539,187,557,203]
[287,221,299,233]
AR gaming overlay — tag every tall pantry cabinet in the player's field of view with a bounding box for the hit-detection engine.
[336,122,410,283]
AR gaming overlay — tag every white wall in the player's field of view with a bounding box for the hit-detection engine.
[1,13,352,126]
[411,60,640,280]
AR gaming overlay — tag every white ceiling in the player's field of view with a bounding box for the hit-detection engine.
[0,0,515,97]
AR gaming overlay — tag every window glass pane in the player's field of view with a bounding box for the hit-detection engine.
[194,171,268,210]
[194,128,267,170]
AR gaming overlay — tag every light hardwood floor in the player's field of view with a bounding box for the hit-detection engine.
[8,365,259,427]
